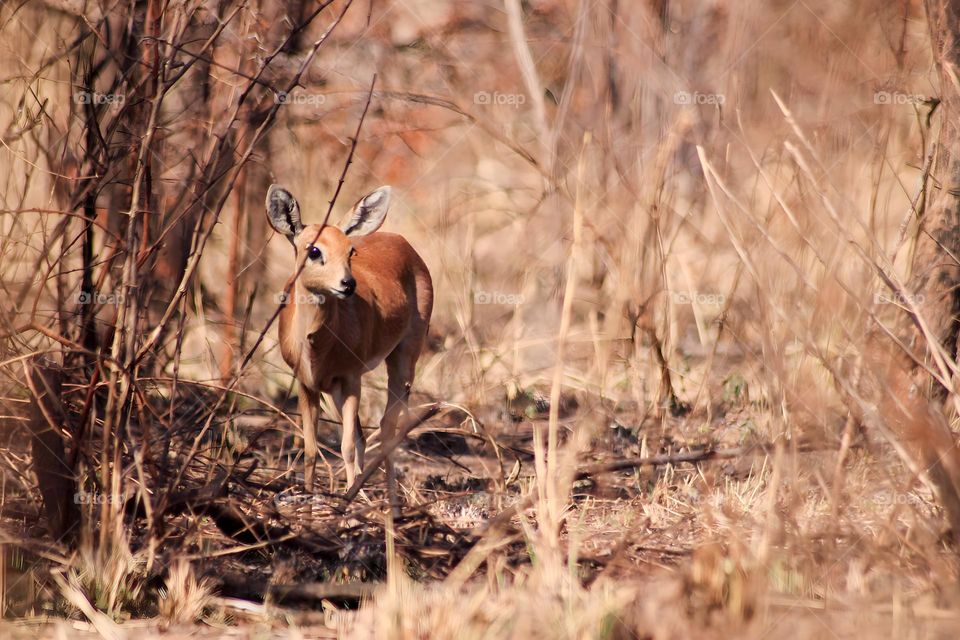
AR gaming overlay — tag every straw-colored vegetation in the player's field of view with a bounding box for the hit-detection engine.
[2,0,960,637]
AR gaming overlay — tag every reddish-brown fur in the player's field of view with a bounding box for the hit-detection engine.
[267,186,433,513]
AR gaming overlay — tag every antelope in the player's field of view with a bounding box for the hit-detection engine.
[265,184,433,513]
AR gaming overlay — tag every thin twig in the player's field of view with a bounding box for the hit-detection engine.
[322,73,378,228]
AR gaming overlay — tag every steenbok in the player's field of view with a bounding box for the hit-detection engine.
[265,184,433,513]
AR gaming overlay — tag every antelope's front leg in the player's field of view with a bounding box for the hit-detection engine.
[298,386,320,490]
[339,377,363,487]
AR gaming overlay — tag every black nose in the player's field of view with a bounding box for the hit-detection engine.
[341,277,356,296]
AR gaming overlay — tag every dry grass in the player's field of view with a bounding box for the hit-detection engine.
[2,0,960,638]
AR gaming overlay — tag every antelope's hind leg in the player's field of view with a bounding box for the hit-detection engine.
[382,335,425,517]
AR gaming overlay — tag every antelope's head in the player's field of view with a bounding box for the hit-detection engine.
[266,184,391,300]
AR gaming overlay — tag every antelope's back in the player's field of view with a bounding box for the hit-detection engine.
[352,231,433,327]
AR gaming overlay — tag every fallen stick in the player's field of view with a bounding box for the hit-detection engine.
[271,581,377,604]
[574,446,747,480]
[218,574,377,606]
[342,403,442,504]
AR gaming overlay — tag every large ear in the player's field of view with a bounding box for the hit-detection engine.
[341,186,391,237]
[265,184,303,240]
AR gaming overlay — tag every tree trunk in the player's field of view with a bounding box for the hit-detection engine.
[911,0,960,384]
[24,359,78,545]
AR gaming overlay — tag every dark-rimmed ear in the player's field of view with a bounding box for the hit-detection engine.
[341,186,391,237]
[265,184,303,241]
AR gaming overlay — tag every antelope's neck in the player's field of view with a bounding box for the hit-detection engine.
[293,279,339,340]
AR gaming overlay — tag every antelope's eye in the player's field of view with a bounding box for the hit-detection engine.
[307,245,323,262]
